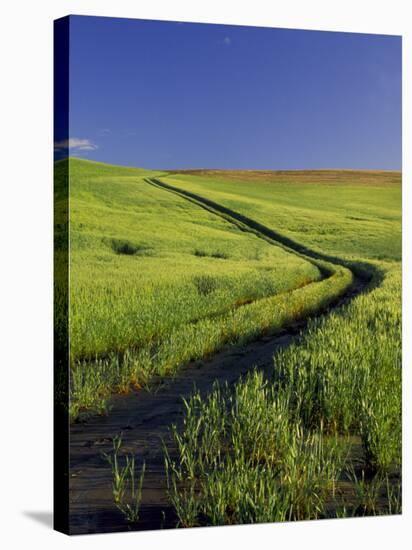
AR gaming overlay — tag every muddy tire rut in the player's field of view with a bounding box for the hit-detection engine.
[69,331,297,534]
[69,180,369,534]
[70,277,365,534]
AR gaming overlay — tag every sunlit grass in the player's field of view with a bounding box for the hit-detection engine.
[62,159,355,418]
[167,263,401,524]
[59,159,401,524]
[103,435,146,524]
[162,169,401,524]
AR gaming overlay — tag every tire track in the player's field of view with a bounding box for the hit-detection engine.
[69,179,377,534]
[144,177,373,281]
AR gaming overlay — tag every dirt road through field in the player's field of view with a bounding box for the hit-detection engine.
[69,181,370,534]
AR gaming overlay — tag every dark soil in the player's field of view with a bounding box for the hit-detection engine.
[69,330,295,534]
[69,276,369,535]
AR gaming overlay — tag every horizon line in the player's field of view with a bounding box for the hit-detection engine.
[55,157,402,173]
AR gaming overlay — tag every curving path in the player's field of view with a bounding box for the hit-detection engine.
[69,180,371,534]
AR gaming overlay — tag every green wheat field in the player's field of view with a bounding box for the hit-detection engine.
[58,158,401,524]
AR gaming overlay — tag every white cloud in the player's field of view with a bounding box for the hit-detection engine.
[223,36,231,45]
[54,138,98,152]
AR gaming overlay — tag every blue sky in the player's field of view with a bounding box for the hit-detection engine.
[57,15,402,170]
